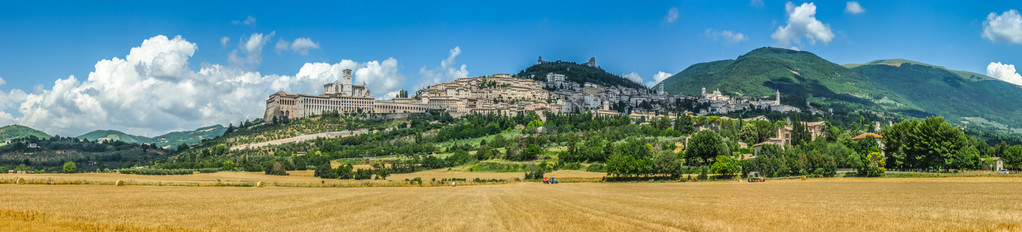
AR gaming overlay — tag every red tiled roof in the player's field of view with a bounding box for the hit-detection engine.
[852,132,883,140]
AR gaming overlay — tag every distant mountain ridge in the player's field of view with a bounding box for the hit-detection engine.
[77,130,154,144]
[657,47,1022,131]
[75,125,226,149]
[844,59,997,82]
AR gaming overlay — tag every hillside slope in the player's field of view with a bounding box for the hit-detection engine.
[853,62,1022,128]
[514,60,647,90]
[657,47,915,113]
[76,125,225,148]
[844,59,997,82]
[0,125,51,141]
[152,125,226,148]
[77,130,154,144]
[659,48,1022,131]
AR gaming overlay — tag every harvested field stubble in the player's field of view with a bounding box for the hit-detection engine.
[1,178,1021,231]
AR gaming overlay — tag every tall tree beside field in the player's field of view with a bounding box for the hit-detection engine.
[62,161,77,173]
[883,117,971,170]
[859,152,886,177]
[1004,145,1022,170]
[686,130,728,166]
[710,155,739,178]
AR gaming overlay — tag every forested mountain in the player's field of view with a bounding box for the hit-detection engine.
[76,125,226,148]
[514,60,647,90]
[0,125,51,141]
[152,125,227,148]
[77,130,154,144]
[852,61,1022,130]
[655,47,913,113]
[657,47,1022,133]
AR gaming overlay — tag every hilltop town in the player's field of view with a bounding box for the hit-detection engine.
[263,57,809,122]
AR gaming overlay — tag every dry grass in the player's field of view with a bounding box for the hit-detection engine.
[2,178,1022,231]
[0,169,607,187]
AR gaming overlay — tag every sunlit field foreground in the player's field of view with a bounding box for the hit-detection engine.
[3,177,1022,231]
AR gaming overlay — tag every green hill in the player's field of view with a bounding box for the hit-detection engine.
[514,60,647,90]
[152,125,226,148]
[852,62,1022,128]
[657,47,915,113]
[0,125,51,141]
[659,47,1022,132]
[77,130,154,144]
[844,59,998,82]
[76,125,226,149]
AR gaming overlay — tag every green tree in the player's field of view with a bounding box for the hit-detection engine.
[952,146,981,170]
[335,164,354,179]
[1003,145,1022,170]
[709,155,740,178]
[739,123,759,145]
[685,130,728,166]
[265,162,288,176]
[859,152,886,177]
[653,150,682,178]
[674,114,694,135]
[376,169,390,180]
[314,163,335,178]
[790,115,811,147]
[221,161,235,171]
[62,161,77,173]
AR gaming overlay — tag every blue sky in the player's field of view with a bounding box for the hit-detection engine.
[1,0,1021,136]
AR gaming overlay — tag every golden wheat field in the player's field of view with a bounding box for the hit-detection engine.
[0,169,605,187]
[2,177,1022,232]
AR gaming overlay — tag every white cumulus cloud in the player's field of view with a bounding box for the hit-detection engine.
[654,71,672,83]
[274,39,290,55]
[750,0,764,7]
[289,38,320,55]
[1,35,405,136]
[665,7,680,24]
[772,2,835,47]
[273,38,321,55]
[228,32,274,70]
[844,1,865,14]
[644,71,673,88]
[0,88,27,126]
[982,9,1022,44]
[418,47,468,89]
[232,16,256,26]
[0,76,5,86]
[220,36,230,47]
[706,28,749,42]
[622,72,643,85]
[987,62,1022,86]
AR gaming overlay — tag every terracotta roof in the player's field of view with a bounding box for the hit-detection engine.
[852,132,883,140]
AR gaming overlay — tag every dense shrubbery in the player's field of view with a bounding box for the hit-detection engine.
[119,168,194,175]
[742,143,838,178]
[882,117,979,171]
[265,162,288,176]
[197,168,221,173]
